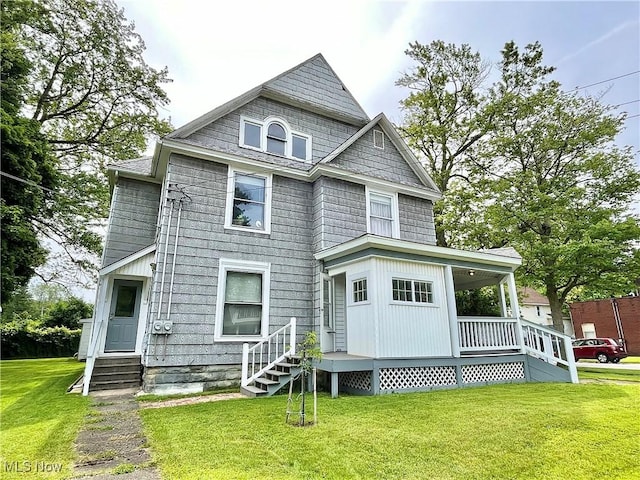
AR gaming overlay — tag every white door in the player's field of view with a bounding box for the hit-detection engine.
[320,274,335,353]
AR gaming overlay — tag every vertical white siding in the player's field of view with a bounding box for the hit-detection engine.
[344,260,376,357]
[113,252,155,277]
[375,258,452,358]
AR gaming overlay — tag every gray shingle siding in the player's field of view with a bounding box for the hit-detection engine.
[102,178,160,267]
[313,177,367,251]
[330,129,425,187]
[146,154,315,368]
[265,55,368,122]
[184,96,359,168]
[398,194,437,245]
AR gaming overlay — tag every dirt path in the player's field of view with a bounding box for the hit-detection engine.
[72,389,161,480]
[139,392,244,409]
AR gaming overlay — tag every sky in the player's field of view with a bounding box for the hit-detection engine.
[116,0,640,166]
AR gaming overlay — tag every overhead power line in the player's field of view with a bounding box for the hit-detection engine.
[0,170,57,194]
[575,70,640,90]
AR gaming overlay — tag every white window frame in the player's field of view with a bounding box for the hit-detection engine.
[390,276,436,306]
[239,115,312,161]
[352,278,368,304]
[373,129,385,150]
[214,258,271,342]
[365,187,400,238]
[224,166,272,235]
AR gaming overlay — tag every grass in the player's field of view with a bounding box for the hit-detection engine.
[141,383,640,480]
[0,358,90,479]
[578,367,640,383]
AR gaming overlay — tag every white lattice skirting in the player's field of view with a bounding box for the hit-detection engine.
[379,366,457,391]
[461,362,525,384]
[340,371,372,391]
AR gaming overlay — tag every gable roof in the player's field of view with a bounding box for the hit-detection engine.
[320,113,440,194]
[520,287,550,306]
[168,54,369,140]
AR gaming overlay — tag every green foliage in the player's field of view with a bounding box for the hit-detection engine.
[0,320,81,359]
[0,358,90,480]
[1,0,172,298]
[297,330,322,376]
[399,40,640,330]
[397,40,491,246]
[455,287,501,316]
[42,296,92,328]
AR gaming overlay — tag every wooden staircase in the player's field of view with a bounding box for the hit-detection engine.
[240,357,301,397]
[89,356,142,392]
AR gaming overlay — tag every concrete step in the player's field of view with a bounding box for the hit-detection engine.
[93,365,141,376]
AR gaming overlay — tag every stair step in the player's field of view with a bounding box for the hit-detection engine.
[265,369,290,377]
[240,385,267,397]
[94,356,141,367]
[254,378,279,386]
[276,362,298,369]
[89,379,141,390]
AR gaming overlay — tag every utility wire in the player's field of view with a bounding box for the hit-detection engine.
[616,99,640,107]
[575,70,640,90]
[0,170,57,194]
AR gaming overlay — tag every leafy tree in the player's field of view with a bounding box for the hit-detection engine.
[1,0,59,305]
[455,287,501,316]
[397,41,491,246]
[2,0,172,298]
[42,296,92,329]
[466,42,640,331]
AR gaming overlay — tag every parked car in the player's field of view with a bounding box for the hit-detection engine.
[572,338,628,363]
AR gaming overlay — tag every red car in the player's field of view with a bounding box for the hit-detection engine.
[572,338,628,363]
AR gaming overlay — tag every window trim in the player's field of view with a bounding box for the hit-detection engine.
[390,277,435,306]
[365,187,400,238]
[224,166,272,235]
[214,258,271,342]
[239,115,312,161]
[352,278,368,304]
[373,129,385,150]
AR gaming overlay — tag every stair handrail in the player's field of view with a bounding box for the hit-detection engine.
[242,317,296,387]
[521,319,578,383]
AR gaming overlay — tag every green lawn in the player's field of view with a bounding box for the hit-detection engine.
[141,383,640,480]
[578,367,640,383]
[0,358,90,479]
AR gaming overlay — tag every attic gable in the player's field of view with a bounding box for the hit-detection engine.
[263,54,369,124]
[321,114,440,193]
[168,54,368,141]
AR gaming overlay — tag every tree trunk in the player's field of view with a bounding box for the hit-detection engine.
[545,287,565,333]
[433,201,448,247]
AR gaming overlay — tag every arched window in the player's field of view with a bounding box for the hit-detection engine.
[240,116,312,161]
[266,122,286,155]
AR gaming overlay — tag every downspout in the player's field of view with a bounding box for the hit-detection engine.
[611,298,625,350]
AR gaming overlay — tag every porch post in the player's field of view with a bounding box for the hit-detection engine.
[498,277,509,317]
[444,265,460,357]
[506,273,526,353]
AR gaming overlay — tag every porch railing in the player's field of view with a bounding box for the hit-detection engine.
[521,320,578,383]
[241,317,296,387]
[458,317,520,352]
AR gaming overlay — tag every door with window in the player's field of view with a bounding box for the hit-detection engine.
[105,280,142,352]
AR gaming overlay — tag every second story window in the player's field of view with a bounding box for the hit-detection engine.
[225,167,272,234]
[366,188,399,238]
[266,122,286,155]
[240,116,311,161]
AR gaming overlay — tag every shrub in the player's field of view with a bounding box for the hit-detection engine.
[0,320,81,359]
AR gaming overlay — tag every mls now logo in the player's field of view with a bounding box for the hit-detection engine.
[4,460,63,473]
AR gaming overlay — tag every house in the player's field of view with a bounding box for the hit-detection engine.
[570,296,640,355]
[518,288,574,336]
[82,54,577,397]
[519,288,552,326]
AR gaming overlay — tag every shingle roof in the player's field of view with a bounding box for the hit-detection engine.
[107,157,153,176]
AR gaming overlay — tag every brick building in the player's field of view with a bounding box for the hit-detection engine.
[570,296,640,355]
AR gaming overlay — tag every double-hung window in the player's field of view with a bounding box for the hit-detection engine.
[366,189,399,238]
[225,167,272,233]
[215,259,270,340]
[392,278,434,304]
